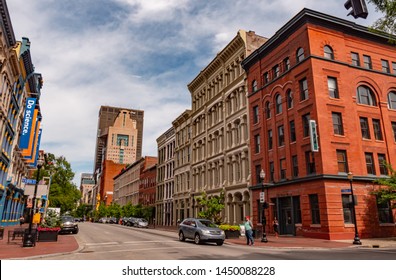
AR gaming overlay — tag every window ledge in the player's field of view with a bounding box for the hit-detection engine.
[379,223,395,227]
[310,224,321,228]
[344,224,355,228]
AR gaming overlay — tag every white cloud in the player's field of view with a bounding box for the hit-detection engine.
[6,0,382,185]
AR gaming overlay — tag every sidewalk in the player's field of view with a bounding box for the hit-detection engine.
[1,225,395,260]
[0,225,79,260]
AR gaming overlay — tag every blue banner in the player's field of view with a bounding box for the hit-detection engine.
[19,97,37,149]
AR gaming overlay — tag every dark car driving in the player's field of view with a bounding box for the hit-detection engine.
[60,216,79,234]
[178,218,225,246]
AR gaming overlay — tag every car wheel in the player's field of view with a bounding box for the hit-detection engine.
[194,234,201,245]
[73,229,79,234]
[179,231,185,242]
[216,241,224,246]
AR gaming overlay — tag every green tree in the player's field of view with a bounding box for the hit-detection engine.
[369,0,396,41]
[40,153,81,214]
[196,191,225,224]
[372,164,396,207]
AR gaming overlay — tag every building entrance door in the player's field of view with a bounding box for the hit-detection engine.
[278,197,294,235]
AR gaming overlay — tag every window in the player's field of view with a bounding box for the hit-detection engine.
[280,158,286,180]
[264,72,269,84]
[283,57,290,71]
[381,59,390,73]
[275,94,282,114]
[372,119,383,140]
[309,194,320,224]
[336,150,348,173]
[278,125,285,146]
[269,161,274,182]
[388,91,396,109]
[328,77,339,98]
[296,47,305,62]
[392,62,396,74]
[253,105,259,124]
[292,155,298,178]
[332,112,344,135]
[363,55,372,69]
[305,151,315,174]
[342,194,354,224]
[265,102,271,119]
[255,165,262,185]
[252,80,257,92]
[392,122,396,142]
[289,120,296,142]
[357,86,377,106]
[300,78,308,101]
[268,129,273,150]
[378,154,387,175]
[360,117,370,139]
[287,89,293,108]
[324,45,334,59]
[302,113,310,137]
[365,152,375,175]
[254,134,260,153]
[272,64,280,78]
[351,52,360,66]
[377,199,393,223]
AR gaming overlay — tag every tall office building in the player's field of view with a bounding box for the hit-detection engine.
[93,106,144,205]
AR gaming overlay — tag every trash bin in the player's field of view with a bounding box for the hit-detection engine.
[253,229,262,239]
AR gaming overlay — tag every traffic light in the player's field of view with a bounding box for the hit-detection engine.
[344,0,368,19]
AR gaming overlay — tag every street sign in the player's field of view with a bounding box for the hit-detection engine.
[260,192,265,203]
[341,189,351,193]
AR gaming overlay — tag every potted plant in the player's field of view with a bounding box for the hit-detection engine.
[37,210,61,242]
[219,224,241,239]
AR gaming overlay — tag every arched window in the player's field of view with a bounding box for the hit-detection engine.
[275,94,282,114]
[357,85,377,106]
[324,45,334,59]
[252,80,257,92]
[388,91,396,109]
[287,89,293,109]
[296,47,305,63]
[265,101,271,119]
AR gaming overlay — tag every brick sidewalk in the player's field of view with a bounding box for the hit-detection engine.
[0,225,79,260]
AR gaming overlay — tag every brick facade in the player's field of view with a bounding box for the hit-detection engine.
[243,9,396,239]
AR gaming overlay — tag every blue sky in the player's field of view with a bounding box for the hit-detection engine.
[6,0,380,185]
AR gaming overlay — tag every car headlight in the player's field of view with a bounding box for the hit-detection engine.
[202,230,211,234]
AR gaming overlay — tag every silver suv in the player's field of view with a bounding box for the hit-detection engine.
[60,216,79,234]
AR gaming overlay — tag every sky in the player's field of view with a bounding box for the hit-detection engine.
[6,0,381,186]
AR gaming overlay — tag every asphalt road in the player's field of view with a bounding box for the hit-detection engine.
[31,222,396,260]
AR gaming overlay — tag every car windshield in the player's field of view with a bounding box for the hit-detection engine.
[198,220,218,228]
[61,216,74,222]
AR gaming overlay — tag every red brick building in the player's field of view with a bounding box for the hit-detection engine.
[100,160,127,206]
[242,8,396,240]
[139,158,158,206]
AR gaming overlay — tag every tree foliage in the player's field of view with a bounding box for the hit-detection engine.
[38,153,81,214]
[368,0,396,42]
[196,191,225,224]
[372,164,396,207]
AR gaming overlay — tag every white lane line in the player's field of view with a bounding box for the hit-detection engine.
[85,242,119,246]
[78,246,191,255]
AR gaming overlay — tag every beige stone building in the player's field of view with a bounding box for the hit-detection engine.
[186,30,267,225]
[156,127,175,226]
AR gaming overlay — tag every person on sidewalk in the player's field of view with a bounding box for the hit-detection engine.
[273,217,279,238]
[244,216,254,246]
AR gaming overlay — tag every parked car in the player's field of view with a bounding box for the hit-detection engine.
[60,216,79,234]
[108,217,117,224]
[178,218,225,246]
[135,218,148,228]
[126,217,137,227]
[98,217,108,223]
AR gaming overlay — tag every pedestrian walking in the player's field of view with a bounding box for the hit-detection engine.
[244,216,254,246]
[273,217,279,238]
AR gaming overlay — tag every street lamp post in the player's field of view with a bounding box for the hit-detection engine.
[260,169,268,243]
[347,172,362,245]
[23,154,45,247]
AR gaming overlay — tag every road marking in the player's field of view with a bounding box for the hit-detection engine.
[123,240,179,244]
[85,242,119,246]
[78,246,192,255]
